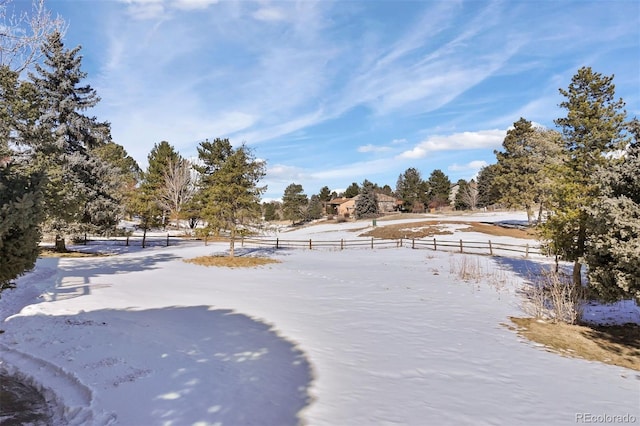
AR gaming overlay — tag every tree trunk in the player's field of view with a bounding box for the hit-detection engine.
[572,261,582,287]
[229,227,235,258]
[525,205,533,225]
[142,228,147,248]
[537,202,544,225]
[54,234,67,252]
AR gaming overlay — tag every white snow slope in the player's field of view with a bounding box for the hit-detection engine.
[1,212,638,425]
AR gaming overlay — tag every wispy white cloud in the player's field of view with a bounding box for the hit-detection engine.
[448,160,489,172]
[397,129,506,160]
[67,0,637,198]
[253,7,286,22]
[357,144,392,153]
[174,0,219,11]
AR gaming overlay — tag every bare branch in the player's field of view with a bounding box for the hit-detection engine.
[1,0,67,73]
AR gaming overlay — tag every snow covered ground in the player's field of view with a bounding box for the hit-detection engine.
[1,212,639,425]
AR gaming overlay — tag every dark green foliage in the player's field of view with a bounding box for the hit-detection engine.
[396,167,426,211]
[263,201,280,221]
[196,138,266,257]
[318,186,331,202]
[28,32,117,250]
[145,141,181,191]
[343,182,360,198]
[426,169,451,209]
[355,180,378,219]
[494,118,564,224]
[306,194,323,221]
[584,119,640,301]
[476,164,500,208]
[543,67,629,286]
[282,183,308,224]
[0,163,44,291]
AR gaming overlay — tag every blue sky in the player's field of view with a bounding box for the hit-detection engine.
[45,0,639,200]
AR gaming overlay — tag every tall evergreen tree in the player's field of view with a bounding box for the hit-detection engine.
[306,194,323,221]
[584,119,640,301]
[282,183,308,224]
[196,138,266,257]
[355,179,378,219]
[262,201,280,221]
[476,164,501,208]
[343,182,360,198]
[318,185,332,214]
[29,31,116,251]
[426,169,451,209]
[0,162,44,291]
[543,67,629,286]
[494,118,564,224]
[396,167,426,212]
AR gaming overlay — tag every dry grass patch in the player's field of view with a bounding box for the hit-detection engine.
[360,221,454,239]
[184,256,280,268]
[39,248,108,258]
[458,222,537,239]
[509,317,640,371]
[360,220,536,240]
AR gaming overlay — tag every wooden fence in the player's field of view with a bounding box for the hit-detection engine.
[241,236,544,258]
[73,234,544,259]
[74,234,175,248]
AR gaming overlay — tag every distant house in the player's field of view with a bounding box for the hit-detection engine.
[329,193,399,218]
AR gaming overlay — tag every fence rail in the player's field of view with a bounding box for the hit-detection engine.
[69,234,544,259]
[242,236,543,258]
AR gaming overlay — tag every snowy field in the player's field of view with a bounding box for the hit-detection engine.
[1,212,639,425]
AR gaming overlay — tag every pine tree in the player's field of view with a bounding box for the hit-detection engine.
[282,183,308,224]
[263,201,280,221]
[306,194,323,221]
[318,186,331,214]
[476,164,500,208]
[0,162,44,291]
[29,31,116,251]
[396,168,426,212]
[343,182,360,198]
[543,67,629,286]
[196,138,266,257]
[494,118,564,224]
[355,180,378,219]
[584,119,640,302]
[426,169,452,209]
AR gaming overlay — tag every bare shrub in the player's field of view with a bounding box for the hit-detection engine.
[521,269,585,324]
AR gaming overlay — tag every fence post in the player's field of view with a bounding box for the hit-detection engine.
[433,238,437,251]
[525,244,529,258]
[341,239,344,250]
[126,235,129,247]
[309,239,312,250]
[488,240,493,256]
[459,239,463,253]
[399,238,402,248]
[412,238,415,249]
[166,233,170,247]
[371,237,374,249]
[276,238,279,249]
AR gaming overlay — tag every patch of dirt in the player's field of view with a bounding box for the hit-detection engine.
[183,256,281,268]
[509,317,640,371]
[359,221,537,240]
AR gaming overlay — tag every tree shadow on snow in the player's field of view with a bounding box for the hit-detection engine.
[3,306,314,425]
[46,253,180,302]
